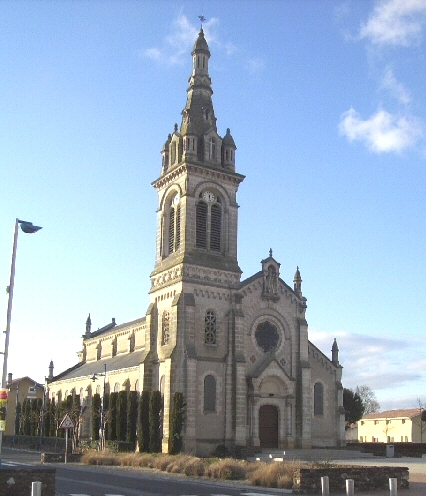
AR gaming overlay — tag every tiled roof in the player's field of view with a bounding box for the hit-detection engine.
[88,316,145,339]
[363,408,421,420]
[49,350,145,383]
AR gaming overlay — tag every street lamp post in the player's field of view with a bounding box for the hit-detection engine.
[0,218,42,463]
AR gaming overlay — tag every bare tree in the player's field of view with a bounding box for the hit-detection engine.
[416,398,426,443]
[355,385,381,414]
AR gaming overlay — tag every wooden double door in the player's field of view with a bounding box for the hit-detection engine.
[259,405,278,448]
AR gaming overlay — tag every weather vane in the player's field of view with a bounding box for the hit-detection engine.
[198,14,206,28]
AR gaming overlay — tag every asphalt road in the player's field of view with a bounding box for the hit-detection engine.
[4,448,426,495]
[0,448,285,496]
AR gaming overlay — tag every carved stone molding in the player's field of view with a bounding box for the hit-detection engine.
[184,265,240,286]
[151,266,183,289]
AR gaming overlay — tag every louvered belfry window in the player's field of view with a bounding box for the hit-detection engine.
[196,201,208,248]
[210,204,221,251]
[167,204,180,255]
[196,195,222,252]
[169,207,175,254]
[175,205,181,249]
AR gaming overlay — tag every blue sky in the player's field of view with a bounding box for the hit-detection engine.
[1,0,425,412]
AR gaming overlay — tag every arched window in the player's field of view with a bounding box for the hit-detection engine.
[314,382,324,416]
[196,193,222,252]
[204,375,216,412]
[205,310,217,345]
[161,311,170,345]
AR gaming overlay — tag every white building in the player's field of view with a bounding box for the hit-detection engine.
[358,409,426,443]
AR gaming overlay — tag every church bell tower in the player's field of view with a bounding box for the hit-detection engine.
[147,29,245,453]
[150,28,245,292]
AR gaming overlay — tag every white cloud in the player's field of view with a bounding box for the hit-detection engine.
[381,67,411,104]
[339,107,422,153]
[360,0,426,47]
[143,47,161,62]
[309,329,426,400]
[246,57,266,73]
[141,14,218,67]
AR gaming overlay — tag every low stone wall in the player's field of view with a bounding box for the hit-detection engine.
[0,467,55,496]
[41,452,82,463]
[347,441,426,458]
[293,466,409,494]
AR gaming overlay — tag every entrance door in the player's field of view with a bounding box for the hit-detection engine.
[259,405,278,448]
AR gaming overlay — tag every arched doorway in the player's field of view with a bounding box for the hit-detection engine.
[259,405,278,448]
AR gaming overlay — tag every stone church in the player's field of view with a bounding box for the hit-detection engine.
[47,29,345,455]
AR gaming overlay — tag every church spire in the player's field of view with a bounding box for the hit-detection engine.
[293,266,302,296]
[332,338,339,365]
[180,28,216,138]
[85,313,91,337]
[159,28,237,174]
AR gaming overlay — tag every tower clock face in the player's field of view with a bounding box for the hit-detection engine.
[203,190,215,202]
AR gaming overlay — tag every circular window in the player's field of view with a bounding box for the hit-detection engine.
[255,321,279,352]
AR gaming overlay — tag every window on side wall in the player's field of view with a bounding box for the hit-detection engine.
[313,382,324,416]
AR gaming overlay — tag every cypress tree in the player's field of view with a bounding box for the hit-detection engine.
[109,392,118,441]
[149,391,162,453]
[44,398,51,438]
[138,391,150,452]
[127,391,138,448]
[169,392,185,454]
[49,398,56,437]
[22,399,30,435]
[116,391,128,441]
[14,401,21,436]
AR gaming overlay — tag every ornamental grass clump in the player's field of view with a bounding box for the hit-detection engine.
[183,456,206,477]
[162,455,202,475]
[81,450,120,466]
[247,460,300,489]
[204,458,248,480]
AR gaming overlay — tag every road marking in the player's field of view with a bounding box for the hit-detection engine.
[242,492,292,496]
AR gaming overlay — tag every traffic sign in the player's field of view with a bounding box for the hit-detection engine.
[59,413,75,429]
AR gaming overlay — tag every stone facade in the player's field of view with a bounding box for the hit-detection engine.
[46,29,345,456]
